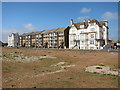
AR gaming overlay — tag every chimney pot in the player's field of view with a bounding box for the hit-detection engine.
[70,19,74,25]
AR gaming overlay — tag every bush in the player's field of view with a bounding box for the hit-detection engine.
[99,63,105,66]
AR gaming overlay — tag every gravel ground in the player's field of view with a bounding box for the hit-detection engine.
[2,52,56,63]
[85,65,119,76]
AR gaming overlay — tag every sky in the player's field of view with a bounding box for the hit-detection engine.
[1,2,118,43]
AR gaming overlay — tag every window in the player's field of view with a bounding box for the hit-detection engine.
[91,28,95,31]
[81,41,84,44]
[70,41,74,45]
[90,40,94,44]
[90,47,94,49]
[81,34,84,38]
[81,31,84,33]
[36,35,38,37]
[80,25,84,28]
[90,23,94,26]
[72,30,75,33]
[91,34,94,38]
[103,28,105,32]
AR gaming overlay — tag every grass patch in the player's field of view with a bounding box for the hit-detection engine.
[110,67,120,71]
[32,86,37,88]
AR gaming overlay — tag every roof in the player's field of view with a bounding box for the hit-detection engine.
[30,31,43,35]
[90,19,99,23]
[74,22,88,29]
[20,27,68,36]
[73,19,108,29]
[20,31,43,36]
[20,32,32,36]
[41,27,68,34]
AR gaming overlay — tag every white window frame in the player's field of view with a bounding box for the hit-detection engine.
[91,34,94,38]
[90,40,94,44]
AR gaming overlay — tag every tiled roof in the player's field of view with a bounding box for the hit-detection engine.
[74,22,88,29]
[41,27,68,34]
[30,31,43,35]
[73,19,108,29]
[20,27,68,36]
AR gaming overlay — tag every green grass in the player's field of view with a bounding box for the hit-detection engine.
[32,86,37,88]
[110,66,120,71]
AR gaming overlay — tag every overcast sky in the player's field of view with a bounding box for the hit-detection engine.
[1,2,118,43]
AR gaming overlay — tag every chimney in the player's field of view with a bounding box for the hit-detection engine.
[103,20,108,26]
[84,19,86,22]
[70,19,74,25]
[88,19,90,23]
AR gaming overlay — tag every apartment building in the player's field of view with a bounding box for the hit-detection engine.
[69,19,109,50]
[41,27,69,48]
[8,33,19,47]
[19,31,42,48]
[19,32,31,47]
[19,27,69,48]
[35,31,43,48]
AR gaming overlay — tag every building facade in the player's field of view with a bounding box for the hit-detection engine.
[19,27,69,48]
[69,19,109,50]
[41,27,69,48]
[8,33,19,47]
[8,19,110,50]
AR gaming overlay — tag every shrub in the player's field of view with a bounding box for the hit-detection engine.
[99,63,105,66]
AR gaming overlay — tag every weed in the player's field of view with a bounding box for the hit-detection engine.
[9,80,12,82]
[64,67,67,69]
[57,78,60,79]
[93,72,97,74]
[107,74,112,76]
[11,84,15,87]
[13,55,18,57]
[111,77,117,80]
[42,71,45,72]
[46,70,49,72]
[32,86,37,88]
[69,77,73,79]
[99,63,105,66]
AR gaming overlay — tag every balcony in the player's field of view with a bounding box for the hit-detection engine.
[95,39,104,41]
[80,32,88,34]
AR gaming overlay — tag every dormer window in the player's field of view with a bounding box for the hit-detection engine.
[80,25,84,28]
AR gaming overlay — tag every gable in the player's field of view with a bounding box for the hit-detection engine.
[69,25,78,34]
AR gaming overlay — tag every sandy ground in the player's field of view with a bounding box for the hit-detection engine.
[2,48,119,88]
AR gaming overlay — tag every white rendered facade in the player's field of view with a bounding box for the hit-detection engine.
[69,19,109,50]
[8,33,19,47]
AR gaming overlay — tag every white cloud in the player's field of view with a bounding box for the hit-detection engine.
[77,16,90,21]
[1,23,39,42]
[1,28,21,42]
[80,8,91,14]
[23,23,39,31]
[2,29,20,34]
[102,12,118,20]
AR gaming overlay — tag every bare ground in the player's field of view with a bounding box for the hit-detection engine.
[2,48,119,88]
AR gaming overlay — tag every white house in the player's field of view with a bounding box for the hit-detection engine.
[69,19,109,50]
[8,33,19,47]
